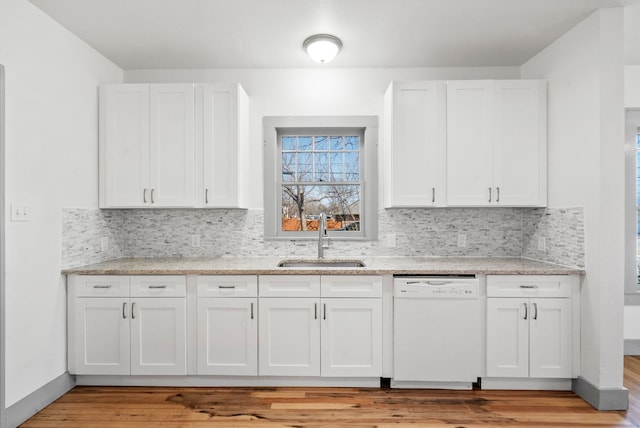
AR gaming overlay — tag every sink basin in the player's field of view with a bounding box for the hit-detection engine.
[277,259,366,268]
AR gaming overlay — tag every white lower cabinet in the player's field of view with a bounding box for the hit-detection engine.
[196,275,258,375]
[259,297,321,376]
[321,298,382,377]
[258,275,383,378]
[69,275,187,376]
[130,297,187,375]
[73,297,131,375]
[486,275,574,380]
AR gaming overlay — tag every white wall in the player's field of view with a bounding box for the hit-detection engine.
[522,9,625,389]
[125,67,519,209]
[0,0,122,407]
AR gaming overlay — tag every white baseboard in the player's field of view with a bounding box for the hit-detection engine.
[572,376,628,410]
[6,372,75,428]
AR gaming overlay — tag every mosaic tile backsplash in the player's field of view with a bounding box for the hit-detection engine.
[62,207,584,269]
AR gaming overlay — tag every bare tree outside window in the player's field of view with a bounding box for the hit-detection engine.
[280,134,361,233]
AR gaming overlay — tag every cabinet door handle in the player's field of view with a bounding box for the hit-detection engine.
[151,189,155,204]
[496,187,500,203]
[122,302,127,319]
[205,188,209,204]
[93,285,112,289]
[314,303,318,320]
[143,188,148,203]
[131,302,136,319]
[250,302,254,320]
[148,285,167,289]
[533,302,538,320]
[432,187,435,204]
[323,303,327,320]
[523,302,528,320]
[488,187,492,203]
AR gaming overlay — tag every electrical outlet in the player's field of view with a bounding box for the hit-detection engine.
[191,234,201,247]
[10,204,31,222]
[457,232,467,248]
[100,237,109,252]
[537,236,546,252]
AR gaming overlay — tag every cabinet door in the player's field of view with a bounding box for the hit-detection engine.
[321,299,382,377]
[199,84,248,208]
[100,84,150,208]
[384,81,446,207]
[529,298,572,378]
[486,298,529,378]
[73,298,130,375]
[197,298,257,375]
[130,297,187,375]
[446,80,493,206]
[149,84,195,207]
[492,80,546,206]
[258,298,320,376]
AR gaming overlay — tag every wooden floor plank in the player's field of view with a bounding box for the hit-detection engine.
[19,356,640,427]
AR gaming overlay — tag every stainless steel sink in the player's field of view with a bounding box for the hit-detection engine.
[277,259,366,268]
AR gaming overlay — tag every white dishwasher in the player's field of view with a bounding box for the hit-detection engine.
[392,276,481,389]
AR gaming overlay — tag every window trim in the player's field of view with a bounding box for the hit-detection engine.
[263,116,378,240]
[625,109,640,304]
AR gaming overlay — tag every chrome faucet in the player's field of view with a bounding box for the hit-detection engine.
[318,213,329,259]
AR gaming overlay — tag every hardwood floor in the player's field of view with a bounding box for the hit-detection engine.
[20,357,640,427]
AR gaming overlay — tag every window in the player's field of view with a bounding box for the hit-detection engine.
[264,116,378,239]
[637,131,640,285]
[625,110,640,301]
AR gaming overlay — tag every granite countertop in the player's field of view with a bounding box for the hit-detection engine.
[62,257,584,276]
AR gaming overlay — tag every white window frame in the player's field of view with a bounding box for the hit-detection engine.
[625,109,640,303]
[263,116,378,240]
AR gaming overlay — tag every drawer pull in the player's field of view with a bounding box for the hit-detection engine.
[218,285,236,289]
[519,285,539,289]
[93,285,112,289]
[148,285,167,289]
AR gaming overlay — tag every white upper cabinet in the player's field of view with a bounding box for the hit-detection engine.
[100,84,150,208]
[196,83,249,208]
[100,83,196,208]
[149,85,196,207]
[446,80,547,207]
[100,82,249,209]
[383,81,446,207]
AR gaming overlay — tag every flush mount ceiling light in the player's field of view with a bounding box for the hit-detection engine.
[303,34,342,64]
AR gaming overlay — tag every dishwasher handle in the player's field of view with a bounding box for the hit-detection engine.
[406,280,453,286]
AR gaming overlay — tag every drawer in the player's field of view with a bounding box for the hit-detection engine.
[321,275,382,298]
[197,275,258,297]
[71,275,130,297]
[487,275,572,298]
[258,275,320,297]
[130,275,186,297]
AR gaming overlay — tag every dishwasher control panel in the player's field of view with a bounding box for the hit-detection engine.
[394,277,479,298]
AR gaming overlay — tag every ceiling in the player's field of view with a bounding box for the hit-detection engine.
[28,0,640,69]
